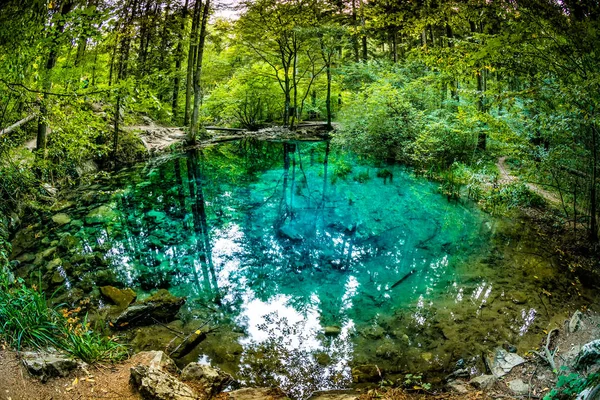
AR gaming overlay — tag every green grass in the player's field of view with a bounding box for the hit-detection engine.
[0,272,127,364]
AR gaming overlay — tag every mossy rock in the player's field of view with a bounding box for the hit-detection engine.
[85,205,117,225]
[51,213,71,226]
[100,286,137,309]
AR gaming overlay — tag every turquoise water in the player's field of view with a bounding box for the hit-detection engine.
[10,140,588,398]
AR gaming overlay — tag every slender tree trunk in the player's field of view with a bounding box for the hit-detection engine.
[172,0,189,122]
[392,30,398,63]
[37,0,75,154]
[185,0,201,126]
[351,0,359,62]
[290,36,298,129]
[591,124,598,243]
[476,70,486,150]
[189,0,210,143]
[113,94,121,158]
[326,60,332,130]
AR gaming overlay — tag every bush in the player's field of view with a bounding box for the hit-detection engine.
[0,273,127,363]
[336,80,423,162]
[484,182,546,214]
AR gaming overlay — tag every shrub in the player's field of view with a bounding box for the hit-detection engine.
[0,273,127,363]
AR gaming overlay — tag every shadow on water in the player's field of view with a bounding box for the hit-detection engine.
[9,139,595,399]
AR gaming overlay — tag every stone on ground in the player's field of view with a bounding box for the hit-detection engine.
[469,374,496,390]
[21,352,79,382]
[130,365,196,400]
[569,310,583,333]
[486,347,525,377]
[223,388,287,400]
[447,380,469,394]
[181,362,233,397]
[507,379,530,396]
[307,390,361,399]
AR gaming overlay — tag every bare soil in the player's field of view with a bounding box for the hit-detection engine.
[0,350,141,400]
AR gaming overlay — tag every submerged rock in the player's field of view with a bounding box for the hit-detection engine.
[278,225,303,241]
[21,352,79,382]
[100,286,137,309]
[113,289,185,329]
[324,326,341,336]
[351,364,380,383]
[52,213,71,226]
[181,363,233,397]
[58,233,80,251]
[85,205,116,224]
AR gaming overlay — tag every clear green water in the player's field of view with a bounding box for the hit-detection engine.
[9,140,590,398]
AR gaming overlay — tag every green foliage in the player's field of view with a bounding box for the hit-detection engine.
[205,64,283,127]
[483,182,546,214]
[402,373,432,391]
[544,368,600,400]
[0,272,126,363]
[337,75,423,162]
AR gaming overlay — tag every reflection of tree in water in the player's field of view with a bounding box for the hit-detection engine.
[237,312,352,400]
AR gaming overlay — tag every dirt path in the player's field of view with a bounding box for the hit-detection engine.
[0,351,141,400]
[497,156,562,205]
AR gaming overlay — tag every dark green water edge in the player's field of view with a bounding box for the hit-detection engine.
[8,139,594,398]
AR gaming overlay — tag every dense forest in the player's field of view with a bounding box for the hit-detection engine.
[0,0,600,399]
[0,0,598,241]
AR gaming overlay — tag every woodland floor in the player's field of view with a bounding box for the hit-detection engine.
[496,156,562,205]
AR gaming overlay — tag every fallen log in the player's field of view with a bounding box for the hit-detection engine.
[0,114,36,136]
[205,126,246,132]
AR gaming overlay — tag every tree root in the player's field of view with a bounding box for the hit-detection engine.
[532,328,560,372]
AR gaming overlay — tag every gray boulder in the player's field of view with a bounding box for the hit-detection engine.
[21,352,79,383]
[130,365,196,400]
[181,363,233,397]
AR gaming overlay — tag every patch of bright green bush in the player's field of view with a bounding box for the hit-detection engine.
[0,272,127,364]
[483,182,546,213]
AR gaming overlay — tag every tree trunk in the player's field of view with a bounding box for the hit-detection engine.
[326,61,332,130]
[189,0,210,143]
[172,0,189,122]
[37,0,75,154]
[351,0,359,62]
[113,94,121,158]
[591,124,598,243]
[185,0,201,126]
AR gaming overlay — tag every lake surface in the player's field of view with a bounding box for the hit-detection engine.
[9,140,589,398]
